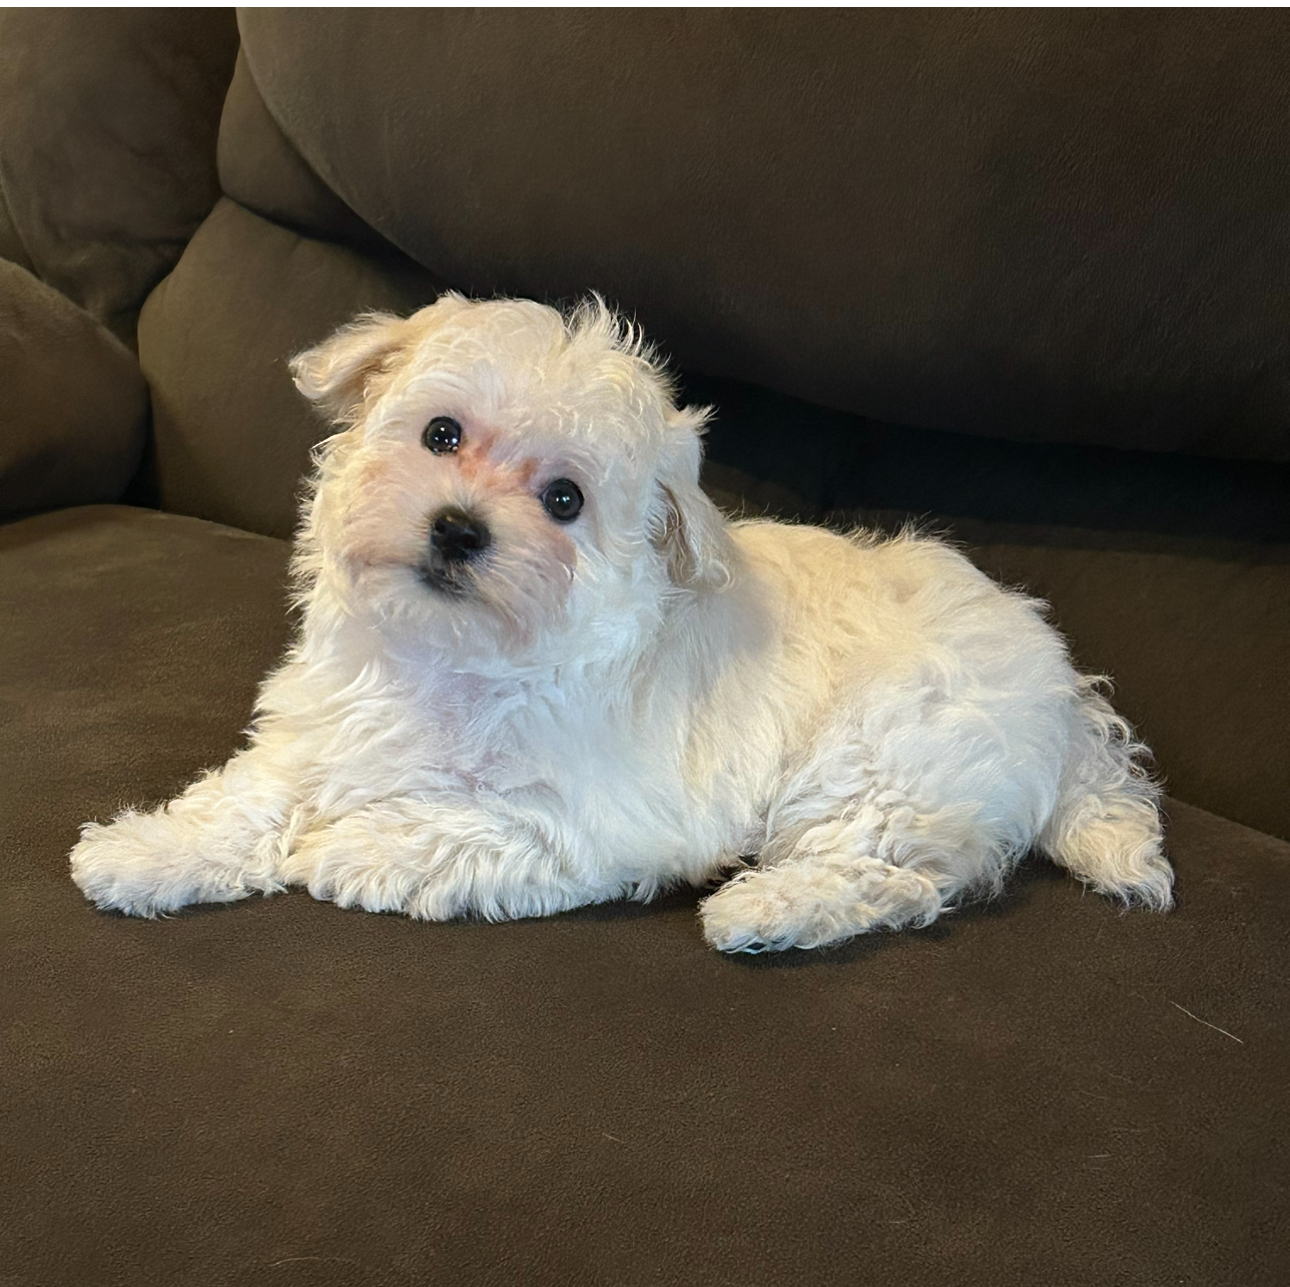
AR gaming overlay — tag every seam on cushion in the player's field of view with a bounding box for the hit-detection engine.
[229,30,392,257]
[234,19,436,275]
[0,158,39,278]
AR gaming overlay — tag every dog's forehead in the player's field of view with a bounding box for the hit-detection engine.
[394,300,674,450]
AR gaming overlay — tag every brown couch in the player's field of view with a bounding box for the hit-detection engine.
[3,11,1287,1285]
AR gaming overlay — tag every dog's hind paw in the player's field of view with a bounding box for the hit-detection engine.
[699,855,948,953]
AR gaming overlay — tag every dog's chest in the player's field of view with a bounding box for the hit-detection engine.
[292,646,775,868]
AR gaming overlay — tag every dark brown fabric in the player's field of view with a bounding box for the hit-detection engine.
[237,9,1290,460]
[2,506,1287,1287]
[138,199,441,538]
[690,372,1290,547]
[0,8,238,344]
[0,260,147,518]
[0,507,292,859]
[0,170,35,275]
[964,530,1290,845]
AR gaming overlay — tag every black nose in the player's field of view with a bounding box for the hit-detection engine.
[429,507,490,563]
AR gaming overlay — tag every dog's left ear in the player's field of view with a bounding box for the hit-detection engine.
[653,406,735,591]
[289,312,412,424]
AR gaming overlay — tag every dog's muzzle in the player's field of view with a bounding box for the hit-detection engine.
[423,506,490,594]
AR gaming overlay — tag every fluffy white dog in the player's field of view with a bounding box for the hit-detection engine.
[70,295,1174,951]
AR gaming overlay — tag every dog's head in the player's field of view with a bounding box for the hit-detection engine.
[290,294,733,668]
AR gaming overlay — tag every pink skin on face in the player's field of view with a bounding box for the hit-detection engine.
[334,431,578,621]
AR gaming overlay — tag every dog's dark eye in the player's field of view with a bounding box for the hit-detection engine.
[541,478,584,523]
[423,416,462,454]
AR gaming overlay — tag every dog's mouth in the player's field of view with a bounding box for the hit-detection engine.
[417,557,479,599]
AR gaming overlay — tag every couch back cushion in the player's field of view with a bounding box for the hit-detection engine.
[143,9,1290,539]
[0,9,238,346]
[223,8,1290,462]
[0,261,147,517]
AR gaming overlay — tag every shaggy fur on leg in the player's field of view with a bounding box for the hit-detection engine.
[70,294,1173,950]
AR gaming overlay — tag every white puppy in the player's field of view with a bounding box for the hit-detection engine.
[71,295,1173,951]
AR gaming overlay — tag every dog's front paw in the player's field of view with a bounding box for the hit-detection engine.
[72,810,218,916]
[293,821,466,920]
[71,813,180,917]
[70,808,278,917]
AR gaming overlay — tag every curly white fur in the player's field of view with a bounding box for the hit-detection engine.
[70,294,1174,951]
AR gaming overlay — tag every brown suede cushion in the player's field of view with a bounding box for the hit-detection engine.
[963,528,1290,846]
[0,8,238,344]
[235,9,1290,460]
[0,260,147,518]
[2,505,1287,1286]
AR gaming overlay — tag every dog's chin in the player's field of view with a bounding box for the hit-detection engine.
[342,554,648,678]
[403,558,548,667]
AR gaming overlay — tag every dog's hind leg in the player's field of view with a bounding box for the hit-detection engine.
[70,747,299,916]
[700,850,949,953]
[698,795,1013,953]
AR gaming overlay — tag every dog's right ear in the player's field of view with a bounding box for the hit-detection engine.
[652,405,736,591]
[289,312,412,424]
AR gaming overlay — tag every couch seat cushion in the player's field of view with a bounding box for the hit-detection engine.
[2,505,1286,1286]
